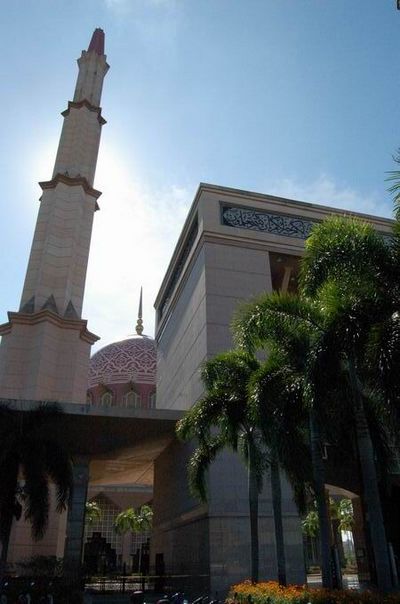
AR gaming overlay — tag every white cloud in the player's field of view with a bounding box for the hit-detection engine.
[83,143,194,350]
[267,174,391,219]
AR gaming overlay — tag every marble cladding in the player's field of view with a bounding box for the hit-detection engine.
[52,106,102,185]
[20,182,96,318]
[0,316,92,402]
[154,187,333,593]
[74,50,109,108]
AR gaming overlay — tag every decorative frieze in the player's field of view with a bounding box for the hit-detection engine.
[39,173,102,206]
[61,99,107,125]
[221,205,315,240]
[221,204,393,244]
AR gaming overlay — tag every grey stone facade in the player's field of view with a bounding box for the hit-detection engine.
[153,184,393,595]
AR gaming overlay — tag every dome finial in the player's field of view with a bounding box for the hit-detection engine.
[136,287,144,335]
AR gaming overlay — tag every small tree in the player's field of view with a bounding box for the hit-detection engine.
[114,505,152,576]
[302,498,354,539]
[85,501,102,526]
[114,505,153,535]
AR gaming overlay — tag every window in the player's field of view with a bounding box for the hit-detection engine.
[149,392,156,408]
[124,390,140,408]
[101,391,113,406]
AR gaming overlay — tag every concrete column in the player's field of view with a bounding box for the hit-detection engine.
[64,458,90,580]
[352,497,371,582]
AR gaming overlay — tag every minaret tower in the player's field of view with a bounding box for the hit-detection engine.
[0,29,109,403]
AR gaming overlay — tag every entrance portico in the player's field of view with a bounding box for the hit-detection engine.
[2,399,181,570]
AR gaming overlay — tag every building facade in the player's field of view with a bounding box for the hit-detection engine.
[153,183,393,595]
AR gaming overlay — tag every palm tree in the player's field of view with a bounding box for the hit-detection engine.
[248,353,312,585]
[177,350,310,585]
[303,498,354,538]
[177,350,265,583]
[302,504,319,538]
[114,504,153,535]
[234,208,400,593]
[300,215,399,592]
[302,498,354,568]
[85,501,102,526]
[114,505,153,578]
[233,292,336,589]
[0,403,73,572]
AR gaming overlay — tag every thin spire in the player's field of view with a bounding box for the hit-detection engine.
[136,287,144,335]
[88,28,105,56]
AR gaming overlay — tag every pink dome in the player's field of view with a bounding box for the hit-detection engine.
[88,335,156,388]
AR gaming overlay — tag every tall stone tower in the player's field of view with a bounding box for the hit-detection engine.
[0,29,109,403]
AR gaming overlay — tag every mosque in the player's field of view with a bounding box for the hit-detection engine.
[0,29,399,596]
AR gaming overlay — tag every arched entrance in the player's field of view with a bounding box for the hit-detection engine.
[303,483,370,589]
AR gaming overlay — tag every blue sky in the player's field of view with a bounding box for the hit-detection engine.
[0,0,399,347]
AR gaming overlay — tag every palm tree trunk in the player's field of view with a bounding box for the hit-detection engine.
[309,409,333,589]
[270,457,287,586]
[248,439,259,583]
[347,355,392,593]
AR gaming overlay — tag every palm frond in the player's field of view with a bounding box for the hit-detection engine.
[363,390,396,483]
[386,149,400,220]
[366,315,400,430]
[176,394,227,442]
[201,350,259,391]
[114,507,138,535]
[187,434,225,502]
[233,291,321,358]
[247,357,312,511]
[43,440,73,512]
[21,440,50,540]
[300,216,393,297]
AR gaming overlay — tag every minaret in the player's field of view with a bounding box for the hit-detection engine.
[0,29,109,403]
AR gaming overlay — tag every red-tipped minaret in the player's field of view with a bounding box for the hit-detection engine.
[88,27,105,55]
[0,30,109,403]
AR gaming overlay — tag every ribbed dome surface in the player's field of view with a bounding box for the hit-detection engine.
[88,336,156,387]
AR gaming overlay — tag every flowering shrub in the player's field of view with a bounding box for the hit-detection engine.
[227,580,400,604]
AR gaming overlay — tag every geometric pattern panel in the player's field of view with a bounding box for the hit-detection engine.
[84,493,122,555]
[221,204,393,243]
[89,336,156,387]
[222,205,315,240]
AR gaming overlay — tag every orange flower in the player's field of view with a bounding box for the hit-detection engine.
[228,580,400,604]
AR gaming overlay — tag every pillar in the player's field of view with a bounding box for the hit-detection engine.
[64,458,90,580]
